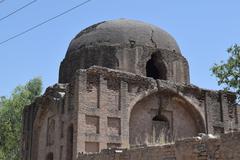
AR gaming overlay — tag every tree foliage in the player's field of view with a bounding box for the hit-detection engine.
[0,78,42,160]
[211,44,240,102]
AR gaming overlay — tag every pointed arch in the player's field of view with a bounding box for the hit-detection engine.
[146,53,167,80]
[128,88,206,146]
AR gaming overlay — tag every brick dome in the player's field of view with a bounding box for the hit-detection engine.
[59,19,189,83]
[66,19,181,55]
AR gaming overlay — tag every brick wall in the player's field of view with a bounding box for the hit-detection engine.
[78,132,240,160]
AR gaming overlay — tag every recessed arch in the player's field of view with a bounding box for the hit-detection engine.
[31,100,59,160]
[31,105,50,160]
[128,89,206,146]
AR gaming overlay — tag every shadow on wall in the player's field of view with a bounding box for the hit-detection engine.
[46,152,53,160]
[66,124,74,160]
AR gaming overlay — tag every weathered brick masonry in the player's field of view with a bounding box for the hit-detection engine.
[78,132,240,160]
[22,19,240,160]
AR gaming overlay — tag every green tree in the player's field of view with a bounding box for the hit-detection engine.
[211,44,240,102]
[0,78,42,160]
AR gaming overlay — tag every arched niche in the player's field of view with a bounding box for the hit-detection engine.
[146,53,167,80]
[129,91,205,147]
[36,111,57,160]
[152,115,170,143]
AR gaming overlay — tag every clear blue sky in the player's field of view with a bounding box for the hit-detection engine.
[0,0,240,97]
